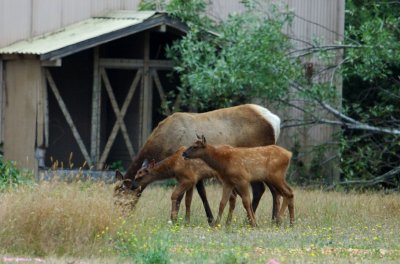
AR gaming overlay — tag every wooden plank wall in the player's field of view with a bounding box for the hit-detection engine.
[4,60,43,170]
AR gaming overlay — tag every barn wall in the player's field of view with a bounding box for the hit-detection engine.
[4,59,42,170]
[0,0,141,47]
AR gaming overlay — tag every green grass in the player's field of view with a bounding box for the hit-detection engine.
[1,181,400,263]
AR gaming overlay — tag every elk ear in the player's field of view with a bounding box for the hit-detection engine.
[149,159,156,168]
[115,170,124,181]
[196,134,201,140]
[141,159,149,168]
[201,135,207,144]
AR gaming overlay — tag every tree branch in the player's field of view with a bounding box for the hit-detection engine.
[319,102,400,135]
[328,166,400,189]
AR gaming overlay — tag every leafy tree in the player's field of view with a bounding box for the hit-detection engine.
[339,0,400,188]
[147,0,399,188]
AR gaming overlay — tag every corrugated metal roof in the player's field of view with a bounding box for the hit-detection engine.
[0,10,185,60]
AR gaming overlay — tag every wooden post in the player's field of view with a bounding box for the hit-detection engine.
[0,60,3,143]
[42,68,49,148]
[141,31,152,147]
[90,47,101,169]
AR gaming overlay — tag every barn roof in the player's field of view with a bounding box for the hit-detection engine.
[0,11,188,61]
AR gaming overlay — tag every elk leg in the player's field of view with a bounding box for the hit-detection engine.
[277,197,289,225]
[184,187,194,224]
[171,183,192,223]
[252,181,280,221]
[213,185,234,227]
[266,182,281,221]
[251,181,265,213]
[275,182,294,225]
[226,190,237,225]
[236,183,257,227]
[195,179,214,225]
[288,196,295,226]
[175,192,185,216]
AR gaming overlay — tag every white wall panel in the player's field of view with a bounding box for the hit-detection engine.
[0,0,142,47]
[62,0,92,27]
[0,0,31,47]
[32,0,62,36]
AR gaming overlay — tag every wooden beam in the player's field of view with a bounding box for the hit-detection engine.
[43,68,49,148]
[0,60,3,143]
[138,68,144,148]
[157,24,167,32]
[45,69,92,165]
[99,58,174,70]
[98,68,141,166]
[1,54,37,61]
[90,47,101,168]
[152,69,171,115]
[36,68,45,148]
[41,59,62,67]
[141,31,152,147]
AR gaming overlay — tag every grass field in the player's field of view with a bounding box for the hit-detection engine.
[1,180,400,263]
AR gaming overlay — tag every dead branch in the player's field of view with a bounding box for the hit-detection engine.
[327,166,400,190]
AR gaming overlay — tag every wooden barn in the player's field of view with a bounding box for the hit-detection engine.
[0,0,344,180]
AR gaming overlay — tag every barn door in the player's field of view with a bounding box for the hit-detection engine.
[97,68,142,167]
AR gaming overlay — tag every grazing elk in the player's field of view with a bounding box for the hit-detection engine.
[113,177,140,215]
[130,147,238,224]
[182,135,294,227]
[114,104,281,222]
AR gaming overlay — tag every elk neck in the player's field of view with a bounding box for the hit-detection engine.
[197,144,229,173]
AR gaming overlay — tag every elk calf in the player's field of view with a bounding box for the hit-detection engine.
[131,147,237,225]
[183,135,294,227]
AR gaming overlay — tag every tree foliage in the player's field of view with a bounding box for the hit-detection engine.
[146,0,399,189]
[339,0,400,188]
[165,2,303,110]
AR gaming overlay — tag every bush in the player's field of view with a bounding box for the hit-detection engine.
[0,155,33,190]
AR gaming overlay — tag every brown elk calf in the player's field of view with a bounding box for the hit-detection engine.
[131,147,237,224]
[182,135,294,227]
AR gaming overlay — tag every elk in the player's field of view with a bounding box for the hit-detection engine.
[113,176,140,215]
[130,147,238,224]
[182,135,294,227]
[114,104,281,223]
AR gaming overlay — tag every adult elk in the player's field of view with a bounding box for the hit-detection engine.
[131,147,237,224]
[182,135,294,227]
[115,104,281,223]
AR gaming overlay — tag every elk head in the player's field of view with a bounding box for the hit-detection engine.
[134,159,156,181]
[113,170,141,212]
[182,134,207,160]
[113,170,139,196]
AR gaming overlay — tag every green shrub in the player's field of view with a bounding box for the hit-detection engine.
[0,155,33,190]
